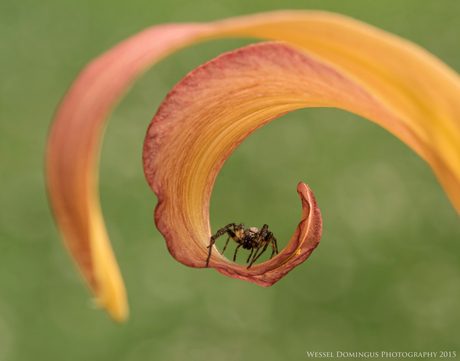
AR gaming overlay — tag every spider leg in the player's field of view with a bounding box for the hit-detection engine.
[270,243,276,259]
[248,244,262,267]
[246,248,254,263]
[238,223,245,235]
[206,223,238,267]
[233,244,242,262]
[224,223,242,255]
[248,242,269,269]
[209,223,238,247]
[267,232,278,259]
[220,235,231,255]
[247,225,268,268]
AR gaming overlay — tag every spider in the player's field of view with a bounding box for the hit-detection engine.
[206,223,279,269]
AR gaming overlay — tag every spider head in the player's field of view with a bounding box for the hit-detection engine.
[242,227,260,249]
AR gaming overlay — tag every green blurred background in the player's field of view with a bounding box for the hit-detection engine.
[1,0,460,360]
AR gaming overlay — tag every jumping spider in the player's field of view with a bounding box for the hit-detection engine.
[206,223,279,269]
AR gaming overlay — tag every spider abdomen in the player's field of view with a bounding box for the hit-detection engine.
[246,227,260,234]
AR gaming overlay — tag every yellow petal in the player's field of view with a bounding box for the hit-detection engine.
[46,11,460,321]
[215,11,460,213]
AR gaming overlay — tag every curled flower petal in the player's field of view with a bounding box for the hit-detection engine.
[47,11,460,320]
[143,41,405,284]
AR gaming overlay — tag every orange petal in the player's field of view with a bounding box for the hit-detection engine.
[46,24,213,322]
[47,11,460,320]
[142,41,406,283]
